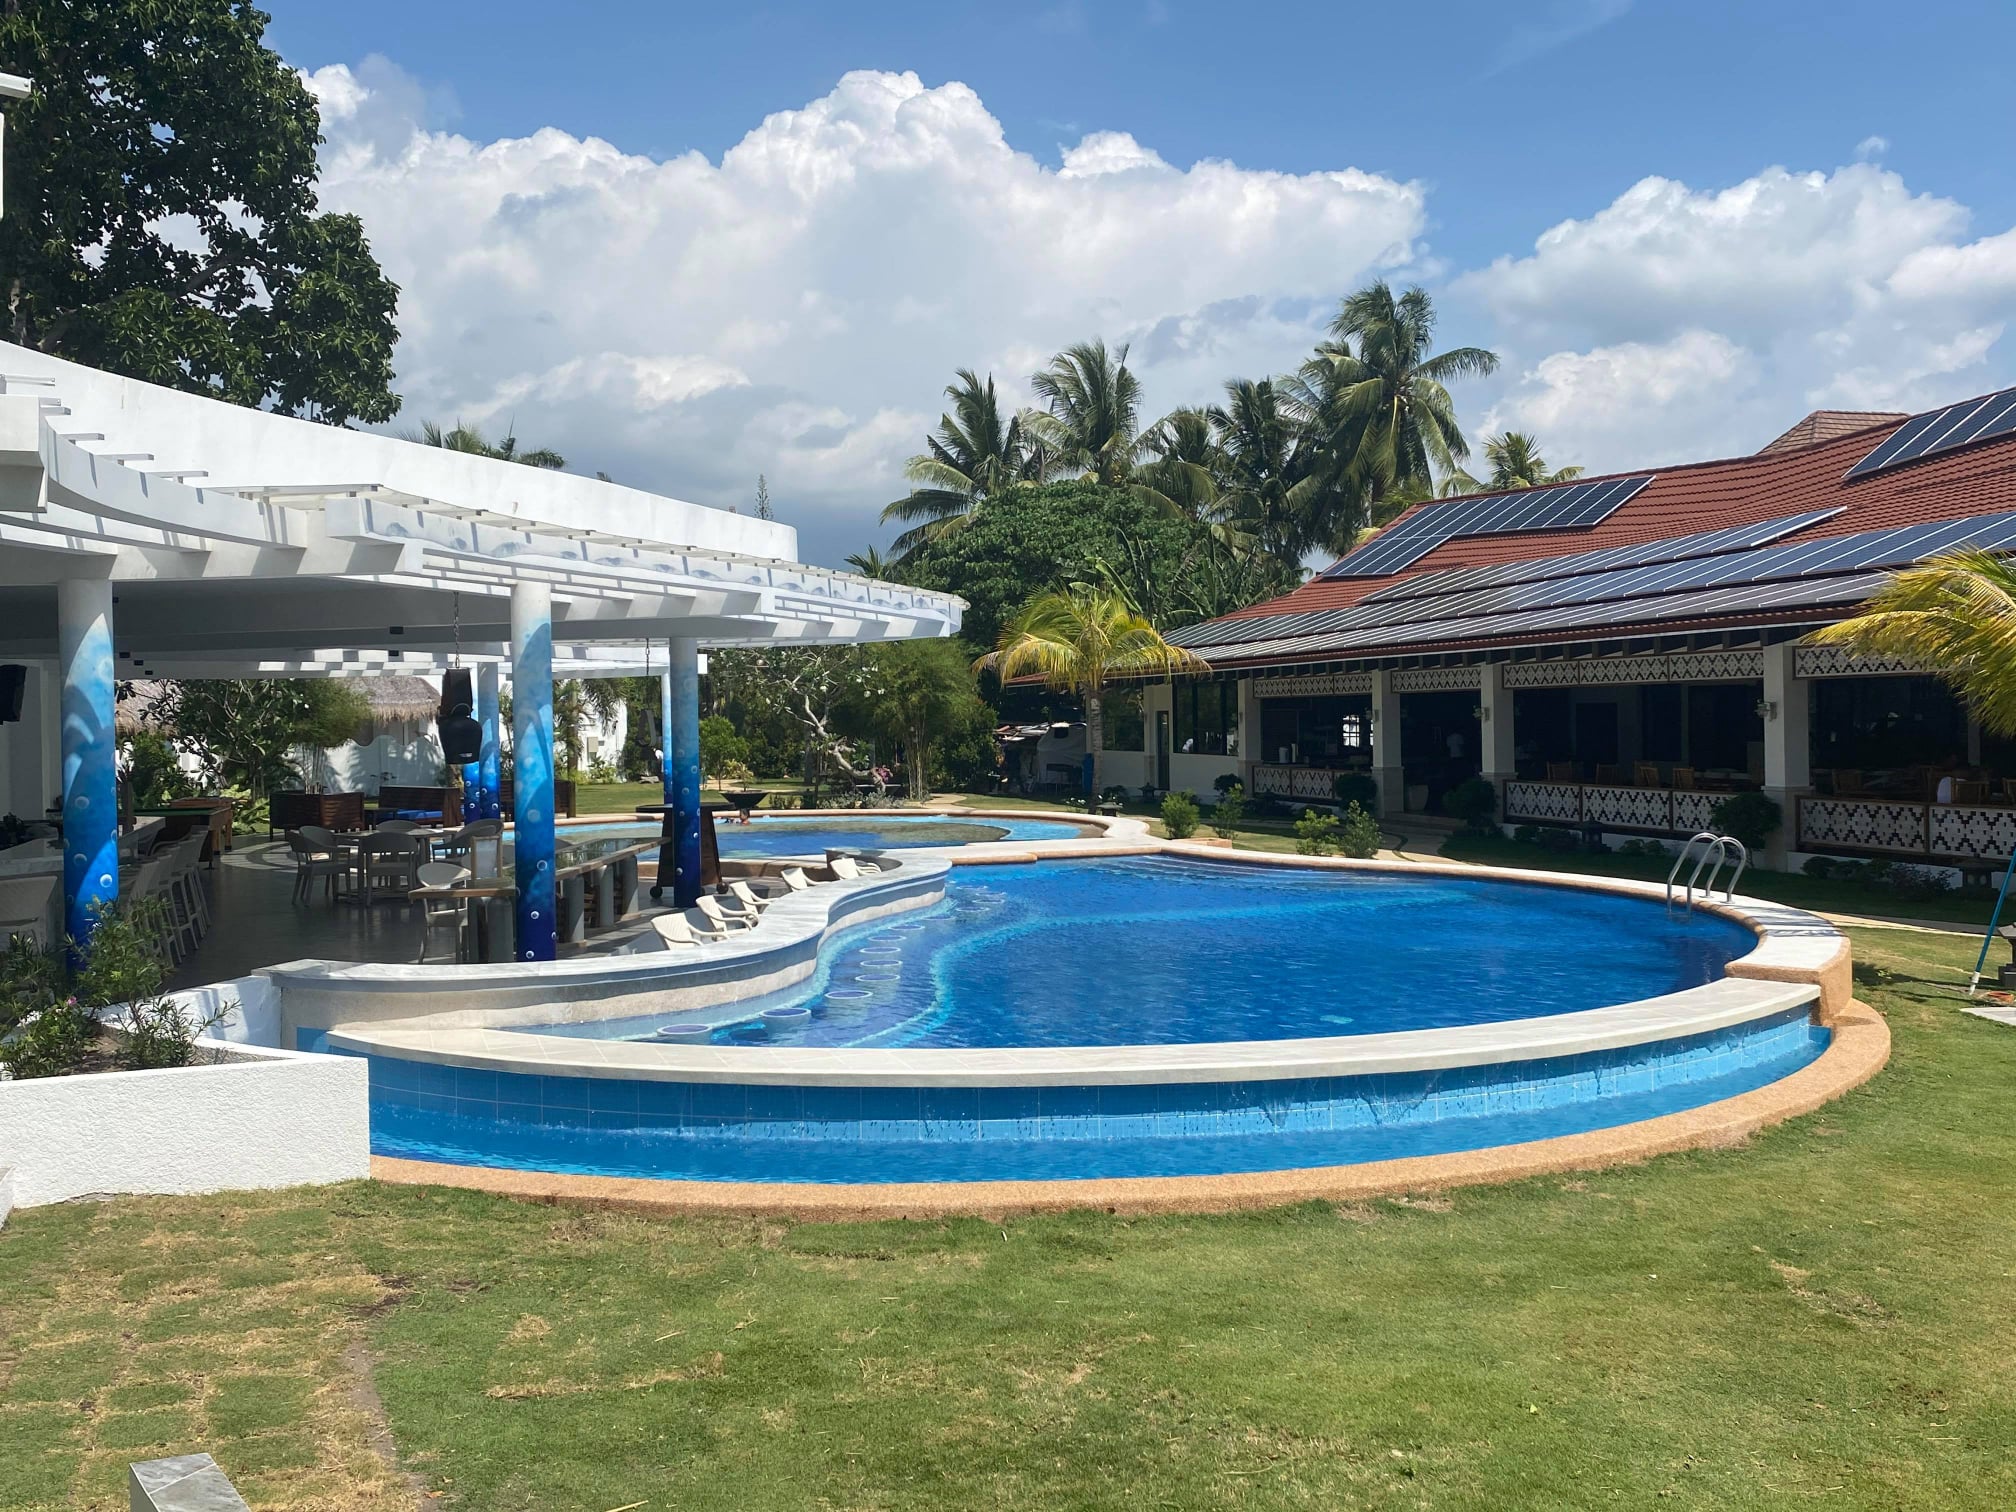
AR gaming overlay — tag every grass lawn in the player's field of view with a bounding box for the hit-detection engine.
[5,927,2015,1509]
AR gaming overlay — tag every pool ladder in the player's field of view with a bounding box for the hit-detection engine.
[1667,832,1748,912]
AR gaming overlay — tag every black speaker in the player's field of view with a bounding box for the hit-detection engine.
[440,667,474,717]
[0,665,23,723]
[438,712,482,764]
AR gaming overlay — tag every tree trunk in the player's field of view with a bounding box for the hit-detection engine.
[909,717,931,802]
[1085,690,1104,802]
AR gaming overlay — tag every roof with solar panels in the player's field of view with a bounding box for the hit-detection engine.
[1166,385,2016,669]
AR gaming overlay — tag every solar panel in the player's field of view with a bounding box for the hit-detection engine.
[1844,385,2016,481]
[1320,475,1654,579]
[1363,508,1845,606]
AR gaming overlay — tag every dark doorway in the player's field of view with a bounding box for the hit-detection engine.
[1400,691,1480,814]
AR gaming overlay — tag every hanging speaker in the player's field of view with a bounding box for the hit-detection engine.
[438,711,482,764]
[440,667,474,718]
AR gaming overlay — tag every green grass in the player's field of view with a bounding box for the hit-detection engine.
[5,928,2016,1509]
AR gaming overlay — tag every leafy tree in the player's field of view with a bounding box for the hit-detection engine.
[1295,281,1498,521]
[0,1,401,424]
[1808,549,2016,734]
[698,715,748,779]
[412,420,565,469]
[156,679,369,798]
[1028,338,1144,486]
[974,586,1209,798]
[841,639,987,802]
[881,369,1035,555]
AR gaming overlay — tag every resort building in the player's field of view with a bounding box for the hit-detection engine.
[0,345,962,956]
[1098,389,2016,873]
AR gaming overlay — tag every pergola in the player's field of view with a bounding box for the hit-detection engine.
[0,344,962,959]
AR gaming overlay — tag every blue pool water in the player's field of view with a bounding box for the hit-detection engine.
[535,814,1084,859]
[529,857,1759,1049]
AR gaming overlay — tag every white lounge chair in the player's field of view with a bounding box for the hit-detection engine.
[652,912,721,948]
[727,879,773,913]
[680,905,738,941]
[695,893,757,931]
[780,866,813,892]
[828,855,882,880]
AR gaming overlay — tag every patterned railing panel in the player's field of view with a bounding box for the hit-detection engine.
[1929,804,2016,862]
[1583,784,1675,831]
[1252,764,1341,801]
[1670,791,1723,834]
[1797,797,1928,855]
[1792,646,1926,679]
[1504,650,1763,689]
[1505,781,1582,823]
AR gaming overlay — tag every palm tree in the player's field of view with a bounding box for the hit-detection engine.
[880,369,1028,556]
[1808,550,2016,734]
[413,419,566,470]
[973,585,1210,798]
[1133,406,1223,519]
[1442,431,1584,496]
[1296,281,1498,513]
[844,546,891,579]
[1028,339,1145,487]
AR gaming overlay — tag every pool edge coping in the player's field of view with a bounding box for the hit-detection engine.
[366,998,1889,1219]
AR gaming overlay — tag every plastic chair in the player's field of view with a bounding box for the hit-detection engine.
[679,906,737,941]
[727,879,773,913]
[413,861,471,962]
[652,912,721,948]
[288,829,347,903]
[694,893,756,931]
[780,866,813,892]
[357,832,420,905]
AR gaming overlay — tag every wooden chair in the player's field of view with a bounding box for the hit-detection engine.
[1953,779,1990,804]
[1833,769,1865,795]
[1545,761,1577,783]
[1633,762,1661,787]
[1594,763,1624,785]
[1670,767,1696,791]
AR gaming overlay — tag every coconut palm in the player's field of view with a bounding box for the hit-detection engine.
[1297,282,1498,510]
[1441,431,1584,496]
[1028,339,1145,487]
[413,419,566,470]
[1133,406,1223,519]
[844,546,891,580]
[974,585,1210,798]
[1808,549,2016,734]
[881,369,1029,556]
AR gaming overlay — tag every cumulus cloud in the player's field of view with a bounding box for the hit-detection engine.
[302,63,1426,562]
[1465,163,2016,467]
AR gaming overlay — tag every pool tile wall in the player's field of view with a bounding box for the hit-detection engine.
[340,1005,1826,1184]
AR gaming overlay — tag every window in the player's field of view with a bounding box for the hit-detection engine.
[1172,680,1240,756]
[1340,713,1366,749]
[1101,688,1144,752]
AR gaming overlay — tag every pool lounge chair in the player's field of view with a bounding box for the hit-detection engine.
[695,893,757,931]
[727,879,774,913]
[679,906,739,942]
[828,855,879,880]
[780,866,813,892]
[653,913,723,948]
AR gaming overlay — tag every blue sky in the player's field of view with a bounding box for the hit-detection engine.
[263,0,2016,564]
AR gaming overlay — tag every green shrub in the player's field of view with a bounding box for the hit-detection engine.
[1337,801,1381,859]
[1617,838,1670,858]
[1293,808,1339,855]
[1160,791,1200,839]
[1536,827,1580,853]
[1710,791,1782,852]
[1212,772,1243,796]
[1210,784,1246,838]
[122,730,192,807]
[699,715,749,779]
[1331,772,1379,812]
[1802,855,1841,880]
[1441,777,1499,834]
[1512,824,1544,845]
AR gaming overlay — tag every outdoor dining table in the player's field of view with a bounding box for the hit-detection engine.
[406,878,516,962]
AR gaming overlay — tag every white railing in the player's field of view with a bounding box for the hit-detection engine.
[1252,764,1350,802]
[1506,780,1736,840]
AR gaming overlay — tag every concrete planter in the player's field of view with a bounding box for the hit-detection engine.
[0,1036,369,1209]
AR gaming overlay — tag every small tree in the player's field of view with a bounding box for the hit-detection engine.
[1294,808,1340,855]
[1338,801,1382,859]
[1160,791,1200,839]
[157,679,368,799]
[1210,783,1247,838]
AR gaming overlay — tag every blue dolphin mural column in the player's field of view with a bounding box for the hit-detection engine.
[476,659,502,821]
[58,578,118,954]
[668,637,702,908]
[510,585,557,961]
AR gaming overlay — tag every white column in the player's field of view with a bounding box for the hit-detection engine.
[1480,663,1516,829]
[1762,642,1810,865]
[1235,675,1259,790]
[1370,669,1404,818]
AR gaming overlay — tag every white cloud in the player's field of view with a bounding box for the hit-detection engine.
[1485,0,1634,75]
[1464,163,2016,471]
[306,63,1426,561]
[1855,134,1890,160]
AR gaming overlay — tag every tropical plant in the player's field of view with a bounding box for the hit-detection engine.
[1295,281,1499,521]
[1441,431,1584,497]
[1337,801,1383,859]
[1028,339,1145,487]
[1808,549,2016,735]
[973,586,1210,797]
[844,546,892,579]
[154,679,369,799]
[880,369,1032,555]
[1709,790,1782,853]
[1332,771,1380,811]
[1293,808,1340,855]
[412,420,565,470]
[0,3,401,425]
[1210,783,1247,838]
[844,639,988,802]
[1441,777,1500,834]
[1160,791,1200,839]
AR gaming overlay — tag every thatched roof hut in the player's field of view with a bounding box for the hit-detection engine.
[114,675,442,738]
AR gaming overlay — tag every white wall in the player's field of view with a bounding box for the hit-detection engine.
[297,717,444,794]
[0,1041,369,1208]
[1170,753,1241,798]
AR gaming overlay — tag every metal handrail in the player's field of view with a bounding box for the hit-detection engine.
[1667,831,1748,912]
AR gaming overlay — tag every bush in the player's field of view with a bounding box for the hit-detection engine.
[1876,863,1956,902]
[1441,777,1499,834]
[1212,772,1243,796]
[1617,838,1670,859]
[1210,783,1246,838]
[1802,855,1841,880]
[1512,824,1544,845]
[1160,791,1200,839]
[698,715,749,779]
[1293,808,1339,855]
[1710,791,1782,852]
[1337,801,1381,859]
[122,730,192,807]
[1536,827,1580,853]
[1332,772,1379,812]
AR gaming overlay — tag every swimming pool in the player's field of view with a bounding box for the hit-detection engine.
[529,858,1758,1047]
[334,855,1839,1188]
[542,813,1089,859]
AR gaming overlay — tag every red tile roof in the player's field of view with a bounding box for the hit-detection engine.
[1755,409,1907,455]
[1215,405,2016,626]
